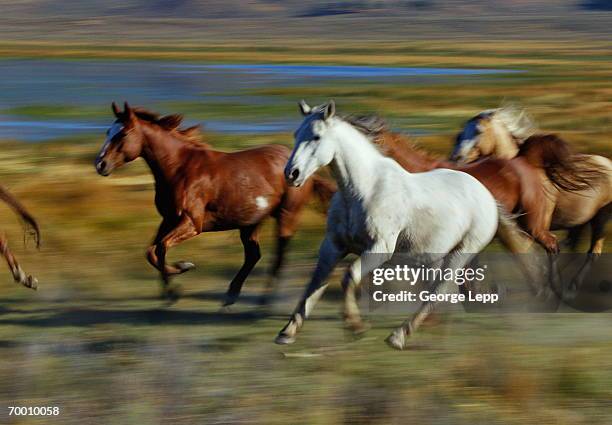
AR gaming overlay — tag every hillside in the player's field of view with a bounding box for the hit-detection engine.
[0,0,610,42]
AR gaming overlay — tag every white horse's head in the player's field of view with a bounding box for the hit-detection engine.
[285,100,338,186]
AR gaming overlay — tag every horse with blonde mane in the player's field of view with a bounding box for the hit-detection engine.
[94,102,335,305]
[276,100,510,350]
[0,184,39,289]
[452,106,611,293]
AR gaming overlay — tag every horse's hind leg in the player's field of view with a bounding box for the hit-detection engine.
[386,252,473,350]
[0,234,37,290]
[258,234,290,306]
[259,202,301,305]
[568,203,611,294]
[222,225,261,307]
[342,245,394,335]
[495,220,555,298]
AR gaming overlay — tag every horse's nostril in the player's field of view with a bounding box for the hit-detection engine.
[291,169,300,181]
[96,160,107,173]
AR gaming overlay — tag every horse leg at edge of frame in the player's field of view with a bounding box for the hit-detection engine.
[386,253,473,350]
[0,234,37,290]
[155,216,199,302]
[222,225,262,308]
[275,237,344,345]
[567,204,610,296]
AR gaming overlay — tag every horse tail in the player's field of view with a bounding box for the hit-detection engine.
[518,134,608,192]
[310,175,337,213]
[0,184,40,248]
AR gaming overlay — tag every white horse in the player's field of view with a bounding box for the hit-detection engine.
[275,100,508,350]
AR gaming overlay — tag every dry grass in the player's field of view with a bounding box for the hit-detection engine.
[0,39,610,424]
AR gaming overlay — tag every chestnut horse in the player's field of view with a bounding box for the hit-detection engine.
[452,107,611,293]
[0,184,39,289]
[94,103,335,305]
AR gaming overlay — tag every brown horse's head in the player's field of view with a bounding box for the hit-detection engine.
[95,102,146,176]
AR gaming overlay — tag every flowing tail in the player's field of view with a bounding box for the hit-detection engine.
[310,175,337,213]
[0,184,40,248]
[517,134,607,192]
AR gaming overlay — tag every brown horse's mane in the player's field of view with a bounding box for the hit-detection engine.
[518,134,608,192]
[129,108,211,148]
[342,114,446,171]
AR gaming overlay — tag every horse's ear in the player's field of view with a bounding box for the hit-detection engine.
[124,102,136,122]
[158,114,183,130]
[111,102,121,118]
[298,100,311,116]
[323,100,336,121]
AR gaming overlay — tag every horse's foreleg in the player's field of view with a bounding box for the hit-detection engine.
[146,218,196,276]
[222,226,261,307]
[0,234,37,290]
[275,237,344,345]
[155,216,199,300]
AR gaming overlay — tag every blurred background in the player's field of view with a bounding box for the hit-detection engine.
[0,1,611,424]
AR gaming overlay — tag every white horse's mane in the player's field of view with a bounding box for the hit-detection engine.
[491,103,537,141]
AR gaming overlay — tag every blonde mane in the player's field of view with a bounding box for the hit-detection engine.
[491,103,537,143]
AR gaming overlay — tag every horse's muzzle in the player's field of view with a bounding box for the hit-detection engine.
[95,159,110,176]
[285,167,301,186]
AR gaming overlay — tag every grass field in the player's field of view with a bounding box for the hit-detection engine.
[0,40,610,424]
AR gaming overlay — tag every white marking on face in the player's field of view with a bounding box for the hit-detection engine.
[100,121,124,157]
[255,196,269,210]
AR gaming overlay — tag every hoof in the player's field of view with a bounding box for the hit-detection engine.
[275,333,296,345]
[218,304,233,314]
[174,261,195,274]
[385,327,410,350]
[26,276,38,290]
[221,295,237,308]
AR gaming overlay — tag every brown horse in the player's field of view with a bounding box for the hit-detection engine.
[452,107,611,292]
[0,184,39,289]
[94,103,335,305]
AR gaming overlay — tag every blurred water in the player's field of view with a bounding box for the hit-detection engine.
[0,60,519,141]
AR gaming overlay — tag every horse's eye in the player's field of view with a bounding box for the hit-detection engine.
[312,135,320,141]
